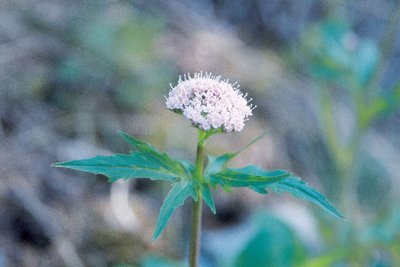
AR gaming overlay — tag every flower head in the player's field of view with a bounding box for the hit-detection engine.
[166,72,254,132]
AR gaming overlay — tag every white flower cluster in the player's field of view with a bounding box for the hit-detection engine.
[166,72,254,132]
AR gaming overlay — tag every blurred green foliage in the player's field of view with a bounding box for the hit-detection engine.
[4,0,399,265]
[131,17,400,267]
[295,18,400,266]
[300,20,379,90]
[140,255,185,267]
[234,213,305,267]
[50,5,175,111]
[300,20,400,130]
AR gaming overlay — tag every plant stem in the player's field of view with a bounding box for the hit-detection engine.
[189,130,206,267]
[189,194,203,267]
[194,130,206,183]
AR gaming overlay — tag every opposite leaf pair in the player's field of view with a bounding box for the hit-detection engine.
[53,131,343,240]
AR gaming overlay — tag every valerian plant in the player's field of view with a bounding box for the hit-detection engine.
[52,72,343,267]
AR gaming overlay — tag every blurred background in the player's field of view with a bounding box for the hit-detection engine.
[1,0,400,266]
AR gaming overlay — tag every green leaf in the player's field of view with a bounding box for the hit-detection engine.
[52,153,181,182]
[260,177,344,219]
[52,132,191,182]
[118,131,191,178]
[374,84,400,120]
[201,184,216,214]
[249,186,269,194]
[234,212,305,267]
[153,181,198,240]
[205,132,268,176]
[141,255,185,267]
[359,84,400,128]
[177,159,195,174]
[353,40,378,87]
[300,250,346,267]
[52,131,192,182]
[208,166,291,187]
[205,154,236,176]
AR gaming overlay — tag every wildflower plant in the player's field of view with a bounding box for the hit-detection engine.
[53,72,343,267]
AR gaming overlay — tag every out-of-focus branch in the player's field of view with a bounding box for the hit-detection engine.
[6,176,85,267]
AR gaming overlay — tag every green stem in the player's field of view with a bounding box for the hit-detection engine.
[194,131,206,183]
[189,130,206,267]
[189,194,203,267]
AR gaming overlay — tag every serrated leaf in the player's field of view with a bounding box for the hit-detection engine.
[249,186,269,194]
[201,184,216,214]
[205,154,236,176]
[118,131,191,178]
[153,181,198,240]
[259,177,344,219]
[177,159,195,174]
[52,153,180,182]
[53,131,192,182]
[220,184,233,193]
[204,132,268,176]
[208,166,291,187]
